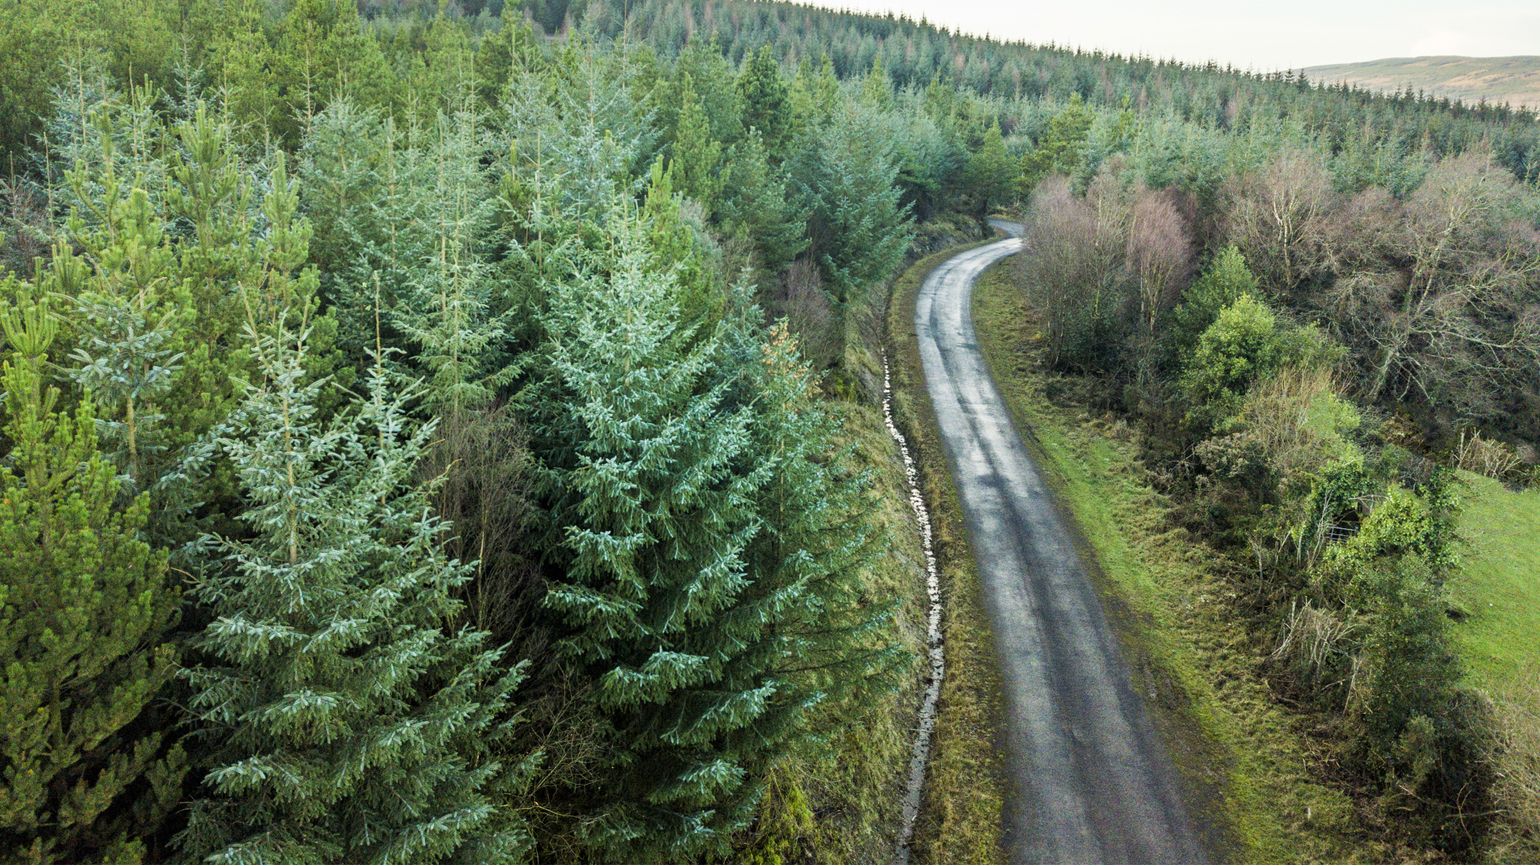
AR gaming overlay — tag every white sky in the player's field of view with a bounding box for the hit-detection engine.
[793,0,1540,71]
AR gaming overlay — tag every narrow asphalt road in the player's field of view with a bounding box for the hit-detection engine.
[914,221,1206,863]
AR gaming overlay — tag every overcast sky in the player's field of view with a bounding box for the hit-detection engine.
[795,0,1540,71]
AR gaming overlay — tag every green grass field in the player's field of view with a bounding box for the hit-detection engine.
[1448,472,1540,860]
[1450,472,1540,693]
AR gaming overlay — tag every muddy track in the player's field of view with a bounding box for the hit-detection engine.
[912,222,1205,864]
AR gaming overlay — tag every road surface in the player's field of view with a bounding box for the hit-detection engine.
[913,221,1206,863]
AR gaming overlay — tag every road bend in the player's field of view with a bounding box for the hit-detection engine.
[913,221,1206,863]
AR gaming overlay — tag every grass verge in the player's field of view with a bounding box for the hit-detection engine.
[1449,472,1540,692]
[878,243,1009,863]
[969,260,1377,862]
[776,397,930,862]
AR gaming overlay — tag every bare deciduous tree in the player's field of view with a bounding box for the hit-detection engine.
[1022,167,1193,373]
[1127,184,1194,344]
[1221,148,1336,294]
[1320,151,1540,421]
[1020,175,1101,366]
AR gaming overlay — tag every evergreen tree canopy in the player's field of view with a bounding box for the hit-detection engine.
[717,129,809,276]
[1020,94,1095,193]
[528,212,769,858]
[0,292,183,864]
[737,45,793,159]
[178,323,537,864]
[667,74,725,214]
[791,105,914,304]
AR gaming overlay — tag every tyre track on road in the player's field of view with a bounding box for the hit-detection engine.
[913,223,1205,864]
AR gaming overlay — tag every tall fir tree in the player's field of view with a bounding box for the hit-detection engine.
[737,45,792,160]
[526,208,902,860]
[667,74,724,215]
[717,128,809,276]
[790,104,914,304]
[734,316,906,786]
[0,291,184,864]
[396,102,532,642]
[527,211,772,859]
[395,104,512,420]
[964,121,1015,218]
[177,315,537,863]
[1019,93,1094,193]
[270,0,395,143]
[642,157,726,329]
[500,40,656,225]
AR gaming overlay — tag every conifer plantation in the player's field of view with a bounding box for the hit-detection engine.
[2,0,1538,863]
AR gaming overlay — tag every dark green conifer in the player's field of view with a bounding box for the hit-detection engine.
[718,129,809,275]
[737,45,792,159]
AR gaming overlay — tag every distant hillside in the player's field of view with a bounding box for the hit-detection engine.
[1304,56,1540,108]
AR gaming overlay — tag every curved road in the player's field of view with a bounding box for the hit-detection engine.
[915,222,1205,863]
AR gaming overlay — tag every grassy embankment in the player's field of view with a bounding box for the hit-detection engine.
[968,260,1378,862]
[858,241,1010,863]
[770,231,1000,862]
[1449,473,1540,861]
[776,391,929,862]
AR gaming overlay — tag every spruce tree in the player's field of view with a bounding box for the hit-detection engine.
[527,221,904,858]
[731,316,906,791]
[964,121,1015,217]
[790,104,914,304]
[667,74,723,214]
[742,320,905,719]
[500,41,656,224]
[53,132,191,497]
[642,158,725,329]
[298,98,391,367]
[0,291,183,864]
[394,104,512,420]
[528,212,771,859]
[737,45,792,159]
[1019,93,1094,193]
[394,102,532,641]
[717,129,808,275]
[177,310,535,863]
